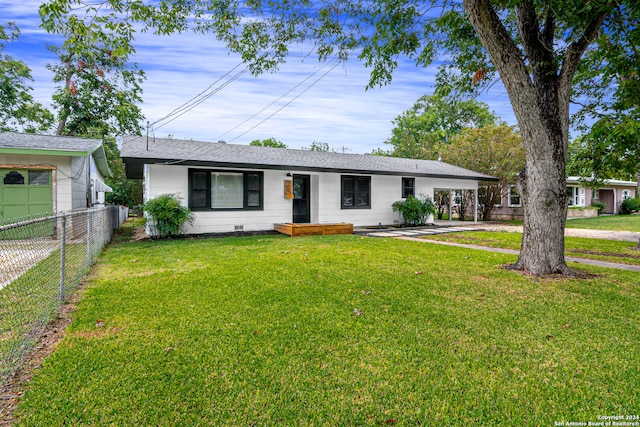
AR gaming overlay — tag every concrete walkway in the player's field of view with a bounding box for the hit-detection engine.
[356,224,640,272]
[396,236,640,272]
[358,225,480,238]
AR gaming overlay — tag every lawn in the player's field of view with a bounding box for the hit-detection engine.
[15,235,639,426]
[565,214,640,231]
[483,213,640,231]
[422,231,640,266]
[1,243,93,381]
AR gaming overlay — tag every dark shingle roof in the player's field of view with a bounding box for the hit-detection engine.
[0,132,112,178]
[0,132,102,153]
[121,135,497,181]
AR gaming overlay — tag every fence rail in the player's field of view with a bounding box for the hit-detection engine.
[0,206,125,384]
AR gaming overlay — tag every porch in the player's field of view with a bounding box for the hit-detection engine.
[274,222,354,237]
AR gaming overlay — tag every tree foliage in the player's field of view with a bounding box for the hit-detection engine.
[0,23,54,133]
[569,7,639,186]
[440,124,525,220]
[568,116,640,188]
[249,137,287,148]
[385,93,497,159]
[103,137,142,206]
[303,141,332,152]
[40,7,146,138]
[40,4,147,206]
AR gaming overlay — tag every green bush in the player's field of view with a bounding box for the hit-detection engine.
[392,194,437,226]
[590,202,607,214]
[143,194,194,237]
[620,197,640,215]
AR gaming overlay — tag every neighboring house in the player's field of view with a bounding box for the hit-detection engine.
[492,176,637,219]
[0,132,113,223]
[121,136,497,235]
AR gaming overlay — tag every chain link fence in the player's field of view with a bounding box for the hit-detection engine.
[0,206,126,384]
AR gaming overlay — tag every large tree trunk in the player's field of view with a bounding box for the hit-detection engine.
[463,0,606,275]
[513,123,570,275]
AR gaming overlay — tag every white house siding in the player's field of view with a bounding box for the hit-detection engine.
[314,175,478,226]
[145,165,293,234]
[146,164,481,234]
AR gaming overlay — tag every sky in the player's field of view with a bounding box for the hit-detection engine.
[0,0,518,154]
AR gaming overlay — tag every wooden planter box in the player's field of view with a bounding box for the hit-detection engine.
[274,223,354,237]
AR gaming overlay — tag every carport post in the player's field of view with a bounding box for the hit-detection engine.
[474,189,478,222]
[59,214,66,302]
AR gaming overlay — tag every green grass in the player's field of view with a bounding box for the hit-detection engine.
[1,242,92,380]
[111,216,145,244]
[422,231,640,266]
[486,214,640,231]
[565,214,640,231]
[15,235,640,426]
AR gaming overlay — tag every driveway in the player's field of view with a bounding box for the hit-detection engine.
[0,239,60,290]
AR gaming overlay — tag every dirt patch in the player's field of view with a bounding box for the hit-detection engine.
[132,226,148,241]
[0,280,88,426]
[567,248,640,260]
[500,263,597,280]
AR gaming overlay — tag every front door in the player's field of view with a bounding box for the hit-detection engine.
[292,174,311,223]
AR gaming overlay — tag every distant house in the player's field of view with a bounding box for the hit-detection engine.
[0,132,113,223]
[491,176,637,219]
[121,136,497,235]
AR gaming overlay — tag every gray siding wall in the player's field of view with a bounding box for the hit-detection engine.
[71,156,90,209]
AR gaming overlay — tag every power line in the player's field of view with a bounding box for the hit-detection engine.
[217,59,338,140]
[229,60,341,142]
[150,61,246,127]
[151,65,249,132]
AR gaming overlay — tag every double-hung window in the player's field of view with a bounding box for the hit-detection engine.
[402,177,415,198]
[566,186,585,206]
[189,169,263,210]
[508,186,521,207]
[341,176,371,209]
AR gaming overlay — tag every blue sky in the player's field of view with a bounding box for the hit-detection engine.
[1,0,517,154]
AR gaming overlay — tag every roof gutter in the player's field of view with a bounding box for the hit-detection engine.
[122,156,498,182]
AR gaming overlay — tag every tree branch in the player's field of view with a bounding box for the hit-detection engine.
[462,0,537,122]
[569,98,609,119]
[558,12,610,99]
[541,9,555,53]
[515,0,555,82]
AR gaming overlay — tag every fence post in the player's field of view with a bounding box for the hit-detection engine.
[60,214,66,302]
[86,209,92,267]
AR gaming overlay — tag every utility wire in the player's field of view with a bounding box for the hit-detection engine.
[150,61,246,127]
[149,51,275,130]
[151,65,249,132]
[217,59,338,140]
[229,60,341,142]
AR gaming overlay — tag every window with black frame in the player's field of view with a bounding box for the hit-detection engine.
[188,169,263,210]
[402,177,415,198]
[341,175,371,209]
